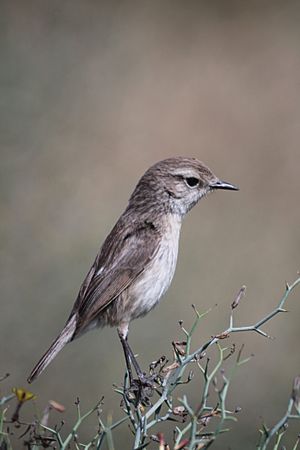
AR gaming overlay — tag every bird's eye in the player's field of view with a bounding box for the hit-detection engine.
[185,177,200,188]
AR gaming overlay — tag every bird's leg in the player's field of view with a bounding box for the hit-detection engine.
[117,328,153,387]
[118,329,134,385]
[121,337,144,379]
[118,333,148,383]
[117,327,157,406]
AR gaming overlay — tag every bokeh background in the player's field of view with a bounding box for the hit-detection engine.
[1,1,300,448]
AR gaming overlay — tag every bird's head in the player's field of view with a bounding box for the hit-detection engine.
[129,157,238,217]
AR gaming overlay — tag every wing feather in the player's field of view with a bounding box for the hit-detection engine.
[70,217,159,333]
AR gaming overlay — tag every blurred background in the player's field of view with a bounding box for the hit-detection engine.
[1,0,300,448]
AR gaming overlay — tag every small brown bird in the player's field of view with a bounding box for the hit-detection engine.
[28,157,238,384]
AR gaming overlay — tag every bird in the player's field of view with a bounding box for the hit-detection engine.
[27,157,238,384]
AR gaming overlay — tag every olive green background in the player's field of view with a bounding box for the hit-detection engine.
[1,1,300,448]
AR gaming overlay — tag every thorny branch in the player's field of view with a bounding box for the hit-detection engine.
[125,276,300,449]
[0,276,299,449]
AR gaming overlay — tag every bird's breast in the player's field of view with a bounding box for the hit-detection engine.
[129,214,182,320]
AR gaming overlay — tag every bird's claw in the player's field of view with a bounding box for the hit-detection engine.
[125,373,158,406]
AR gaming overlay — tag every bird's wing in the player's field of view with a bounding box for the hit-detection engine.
[70,219,159,332]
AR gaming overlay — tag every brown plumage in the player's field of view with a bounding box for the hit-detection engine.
[28,157,238,383]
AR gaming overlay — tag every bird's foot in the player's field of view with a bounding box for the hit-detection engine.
[125,357,167,406]
[126,373,157,406]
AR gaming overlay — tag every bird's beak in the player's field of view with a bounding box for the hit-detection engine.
[210,180,239,191]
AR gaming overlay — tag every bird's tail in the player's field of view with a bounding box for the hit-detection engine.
[27,314,77,383]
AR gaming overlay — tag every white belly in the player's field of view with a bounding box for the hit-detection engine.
[129,215,181,319]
